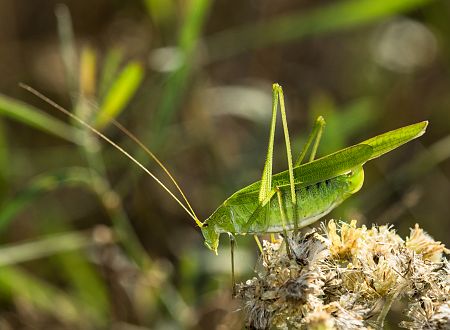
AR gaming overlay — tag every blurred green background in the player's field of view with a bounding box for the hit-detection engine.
[0,0,449,328]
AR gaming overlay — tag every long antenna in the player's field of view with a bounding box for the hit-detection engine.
[66,96,198,220]
[20,83,204,228]
[110,120,199,221]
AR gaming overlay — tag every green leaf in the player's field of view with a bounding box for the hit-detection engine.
[95,62,144,129]
[207,0,434,60]
[0,94,78,143]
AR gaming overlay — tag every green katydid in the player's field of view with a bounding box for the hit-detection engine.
[201,84,428,255]
[22,83,427,278]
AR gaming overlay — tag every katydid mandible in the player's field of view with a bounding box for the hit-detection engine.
[22,83,428,259]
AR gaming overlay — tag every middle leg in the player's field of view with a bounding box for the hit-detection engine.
[276,187,292,258]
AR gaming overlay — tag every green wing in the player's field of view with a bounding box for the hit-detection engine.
[234,144,372,197]
[288,144,373,185]
[359,121,428,161]
[232,121,427,197]
[280,120,428,186]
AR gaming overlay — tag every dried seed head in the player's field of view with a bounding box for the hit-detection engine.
[302,309,335,330]
[326,220,363,259]
[238,221,449,330]
[406,224,450,262]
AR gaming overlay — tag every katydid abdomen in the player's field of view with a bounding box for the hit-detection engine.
[250,167,364,234]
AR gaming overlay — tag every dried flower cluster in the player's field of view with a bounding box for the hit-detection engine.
[238,221,449,329]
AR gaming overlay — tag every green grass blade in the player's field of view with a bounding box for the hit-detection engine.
[283,144,373,185]
[144,0,176,26]
[0,120,11,189]
[55,4,78,94]
[0,266,82,323]
[98,48,123,99]
[95,61,144,129]
[41,221,110,326]
[51,247,109,325]
[0,168,95,233]
[0,94,78,143]
[150,0,211,144]
[359,121,428,161]
[0,231,97,267]
[308,94,377,155]
[78,46,97,99]
[207,0,433,61]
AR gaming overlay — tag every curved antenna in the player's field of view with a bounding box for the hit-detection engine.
[63,95,199,221]
[20,84,203,228]
[110,120,199,221]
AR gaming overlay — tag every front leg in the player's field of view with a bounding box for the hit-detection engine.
[229,234,236,297]
[243,187,293,258]
[243,189,277,233]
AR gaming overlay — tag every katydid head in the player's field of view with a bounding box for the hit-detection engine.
[201,204,232,254]
[201,223,220,255]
